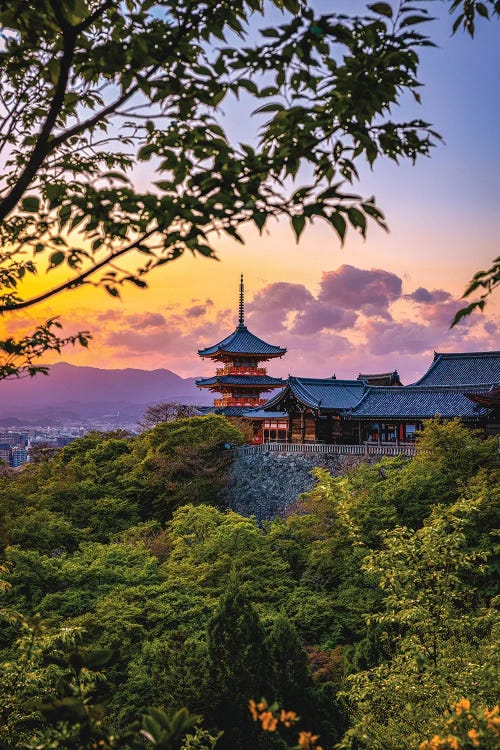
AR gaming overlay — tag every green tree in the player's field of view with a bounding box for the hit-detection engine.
[266,613,312,710]
[1,0,497,376]
[339,496,500,750]
[129,415,245,520]
[206,581,274,750]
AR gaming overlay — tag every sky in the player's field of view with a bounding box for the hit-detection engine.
[4,1,500,385]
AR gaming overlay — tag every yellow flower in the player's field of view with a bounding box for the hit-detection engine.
[484,705,500,733]
[298,730,320,748]
[445,735,460,750]
[280,709,298,728]
[455,699,471,716]
[260,711,278,732]
[249,699,258,721]
[467,728,480,747]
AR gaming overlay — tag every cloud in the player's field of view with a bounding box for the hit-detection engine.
[185,304,207,318]
[406,286,451,304]
[484,320,498,335]
[250,282,315,313]
[290,304,358,335]
[362,319,437,356]
[97,309,123,322]
[318,265,402,316]
[247,282,315,331]
[127,312,166,329]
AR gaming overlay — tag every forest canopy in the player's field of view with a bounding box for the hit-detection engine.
[1,417,499,749]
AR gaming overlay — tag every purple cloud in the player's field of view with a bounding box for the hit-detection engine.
[318,265,402,315]
[185,304,207,318]
[407,286,451,304]
[290,304,358,334]
[363,319,436,355]
[125,312,166,330]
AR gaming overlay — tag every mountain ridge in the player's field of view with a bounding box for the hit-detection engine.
[0,362,212,421]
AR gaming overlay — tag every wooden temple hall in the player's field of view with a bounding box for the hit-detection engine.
[196,279,500,444]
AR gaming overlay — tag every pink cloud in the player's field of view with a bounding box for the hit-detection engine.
[290,304,357,334]
[318,265,402,316]
[127,312,166,329]
[185,304,207,318]
[406,287,451,304]
[362,319,436,355]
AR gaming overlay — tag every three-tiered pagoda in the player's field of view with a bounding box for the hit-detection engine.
[196,276,286,415]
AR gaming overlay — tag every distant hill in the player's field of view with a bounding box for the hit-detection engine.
[0,363,212,422]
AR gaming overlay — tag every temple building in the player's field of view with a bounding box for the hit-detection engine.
[194,292,500,443]
[357,370,402,386]
[263,377,366,443]
[261,351,500,444]
[196,276,286,417]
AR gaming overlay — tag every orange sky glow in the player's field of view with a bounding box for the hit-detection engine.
[2,8,500,385]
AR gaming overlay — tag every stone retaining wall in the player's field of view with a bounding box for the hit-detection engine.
[225,451,363,521]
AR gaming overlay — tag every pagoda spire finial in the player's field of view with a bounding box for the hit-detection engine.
[238,273,245,327]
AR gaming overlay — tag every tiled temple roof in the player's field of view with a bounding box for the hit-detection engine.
[198,325,286,359]
[357,370,402,386]
[349,385,493,421]
[242,409,288,419]
[196,375,284,388]
[264,377,365,411]
[412,351,500,387]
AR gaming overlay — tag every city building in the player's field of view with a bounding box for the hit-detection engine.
[11,447,28,467]
[0,443,11,464]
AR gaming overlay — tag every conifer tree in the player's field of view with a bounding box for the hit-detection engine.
[206,580,274,750]
[266,613,312,710]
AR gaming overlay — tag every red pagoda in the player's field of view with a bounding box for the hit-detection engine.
[196,276,286,415]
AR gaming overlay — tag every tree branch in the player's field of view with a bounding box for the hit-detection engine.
[0,16,76,222]
[0,228,158,312]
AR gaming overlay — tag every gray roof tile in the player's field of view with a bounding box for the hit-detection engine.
[196,375,284,387]
[198,325,286,358]
[264,377,365,411]
[349,385,492,420]
[412,351,500,386]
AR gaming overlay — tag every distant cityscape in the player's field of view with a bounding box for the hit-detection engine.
[0,418,137,468]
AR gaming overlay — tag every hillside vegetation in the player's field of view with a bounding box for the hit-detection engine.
[0,417,498,750]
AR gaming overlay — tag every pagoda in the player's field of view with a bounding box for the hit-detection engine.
[196,276,286,414]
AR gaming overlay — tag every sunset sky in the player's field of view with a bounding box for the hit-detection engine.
[5,3,500,385]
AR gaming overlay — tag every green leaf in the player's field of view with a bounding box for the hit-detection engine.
[347,207,367,236]
[48,251,65,268]
[328,212,347,243]
[253,102,285,114]
[253,211,267,232]
[368,2,393,18]
[291,214,306,242]
[22,196,40,213]
[197,245,214,257]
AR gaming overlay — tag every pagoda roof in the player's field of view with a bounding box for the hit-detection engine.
[264,377,365,412]
[348,385,492,421]
[411,351,500,387]
[357,370,403,386]
[198,324,286,359]
[196,375,285,388]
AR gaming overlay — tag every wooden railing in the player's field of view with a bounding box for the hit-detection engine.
[216,366,267,376]
[214,398,268,408]
[233,442,416,457]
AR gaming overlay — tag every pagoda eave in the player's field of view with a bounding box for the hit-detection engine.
[198,349,286,360]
